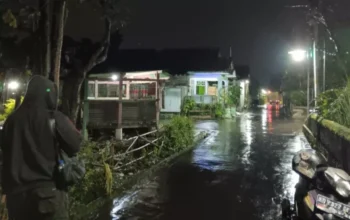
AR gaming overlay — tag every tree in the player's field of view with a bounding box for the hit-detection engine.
[288,0,350,78]
[1,0,128,122]
[60,31,124,123]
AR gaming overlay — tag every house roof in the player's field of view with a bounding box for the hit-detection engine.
[90,48,249,77]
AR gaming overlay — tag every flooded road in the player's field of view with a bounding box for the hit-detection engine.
[101,109,310,220]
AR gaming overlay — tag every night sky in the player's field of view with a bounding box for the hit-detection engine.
[65,0,308,85]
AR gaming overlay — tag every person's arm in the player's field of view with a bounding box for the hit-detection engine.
[54,111,82,156]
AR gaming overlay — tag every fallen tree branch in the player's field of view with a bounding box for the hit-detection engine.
[114,138,159,159]
[113,152,153,170]
[126,137,138,152]
[124,130,158,142]
[138,135,162,148]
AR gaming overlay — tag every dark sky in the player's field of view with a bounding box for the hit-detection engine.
[65,0,308,85]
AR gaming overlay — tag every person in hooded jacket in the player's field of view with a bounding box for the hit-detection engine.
[1,75,82,219]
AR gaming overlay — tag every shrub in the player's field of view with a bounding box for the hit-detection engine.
[220,85,241,107]
[162,116,194,154]
[69,141,113,213]
[210,103,225,118]
[259,96,266,105]
[70,116,196,217]
[290,90,307,106]
[317,89,341,118]
[0,97,24,121]
[181,98,196,116]
[327,81,350,128]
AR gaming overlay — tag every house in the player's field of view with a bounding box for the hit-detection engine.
[86,48,249,138]
[158,49,250,114]
[82,70,169,140]
[161,71,235,113]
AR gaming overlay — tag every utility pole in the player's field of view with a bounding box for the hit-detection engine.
[323,38,326,92]
[309,0,319,107]
[307,54,310,114]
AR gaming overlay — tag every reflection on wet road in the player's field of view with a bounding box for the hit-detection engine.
[104,109,310,220]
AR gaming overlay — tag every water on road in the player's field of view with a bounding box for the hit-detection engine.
[100,109,310,220]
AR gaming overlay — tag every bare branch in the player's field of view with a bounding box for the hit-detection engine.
[83,17,111,73]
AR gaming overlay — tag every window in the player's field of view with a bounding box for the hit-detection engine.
[196,81,206,95]
[97,84,126,98]
[208,81,218,87]
[130,83,156,99]
[207,81,218,96]
[88,83,95,97]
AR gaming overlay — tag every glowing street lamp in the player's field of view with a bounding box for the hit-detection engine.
[288,49,307,62]
[8,81,19,90]
[111,74,118,81]
[288,48,313,112]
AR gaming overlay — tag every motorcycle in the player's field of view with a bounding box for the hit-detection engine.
[282,149,350,219]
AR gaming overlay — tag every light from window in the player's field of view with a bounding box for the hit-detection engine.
[196,81,206,95]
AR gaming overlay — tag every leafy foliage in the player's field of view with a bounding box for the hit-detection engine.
[69,141,111,211]
[69,116,195,218]
[181,98,196,116]
[2,9,16,28]
[211,103,225,118]
[162,116,194,153]
[317,89,341,118]
[0,97,24,121]
[220,85,241,107]
[324,81,350,128]
[290,90,307,106]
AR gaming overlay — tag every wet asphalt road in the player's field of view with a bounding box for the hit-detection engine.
[103,109,310,220]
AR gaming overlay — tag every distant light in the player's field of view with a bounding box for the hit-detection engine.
[111,74,118,81]
[8,81,19,90]
[288,49,307,62]
[267,90,271,94]
[245,80,249,84]
[261,89,266,95]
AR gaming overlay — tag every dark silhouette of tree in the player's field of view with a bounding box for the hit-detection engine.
[1,0,128,121]
[60,31,124,123]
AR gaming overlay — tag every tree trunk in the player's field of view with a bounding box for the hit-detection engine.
[60,19,111,124]
[38,0,52,77]
[61,74,84,123]
[51,0,67,88]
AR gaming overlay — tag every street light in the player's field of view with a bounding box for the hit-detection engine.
[288,49,307,62]
[261,89,267,95]
[8,81,19,90]
[288,48,312,113]
[111,74,118,81]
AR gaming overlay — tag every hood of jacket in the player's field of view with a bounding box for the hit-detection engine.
[20,75,58,110]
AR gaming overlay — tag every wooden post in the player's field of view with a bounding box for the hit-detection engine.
[82,79,89,140]
[156,72,160,128]
[116,73,124,140]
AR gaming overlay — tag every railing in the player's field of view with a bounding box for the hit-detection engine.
[184,95,217,104]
